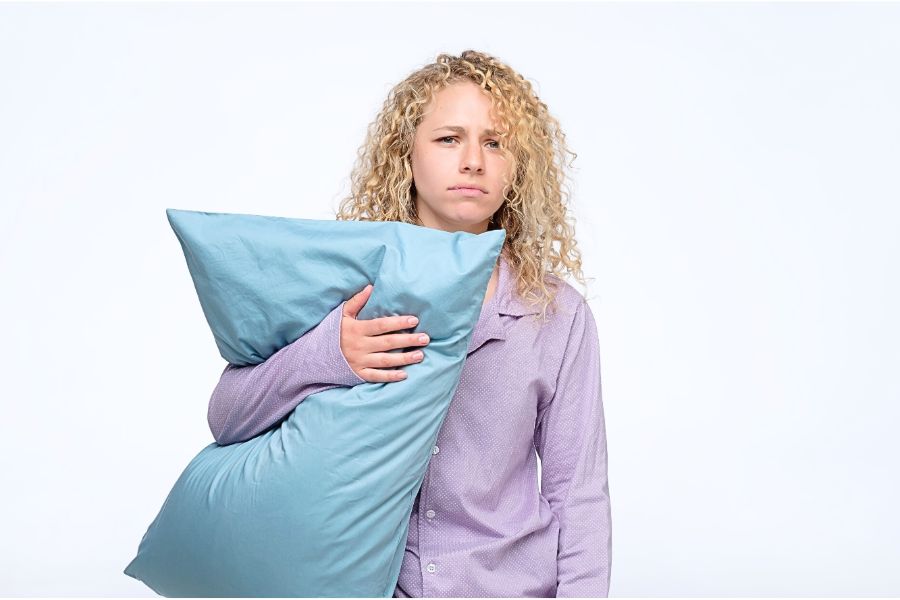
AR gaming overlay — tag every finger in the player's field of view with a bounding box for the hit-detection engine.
[365,332,429,353]
[358,368,408,383]
[364,350,425,369]
[342,284,373,318]
[360,314,421,336]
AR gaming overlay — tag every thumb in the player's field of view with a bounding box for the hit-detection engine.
[342,284,373,319]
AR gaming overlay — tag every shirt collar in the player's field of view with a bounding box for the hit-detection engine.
[466,252,541,355]
[495,254,542,317]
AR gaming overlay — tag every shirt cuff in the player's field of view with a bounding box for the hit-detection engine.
[310,300,366,387]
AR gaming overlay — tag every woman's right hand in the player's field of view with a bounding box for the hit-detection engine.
[340,284,430,383]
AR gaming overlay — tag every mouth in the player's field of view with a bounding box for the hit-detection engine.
[449,185,487,196]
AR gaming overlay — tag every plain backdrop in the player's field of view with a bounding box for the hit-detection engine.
[1,1,898,596]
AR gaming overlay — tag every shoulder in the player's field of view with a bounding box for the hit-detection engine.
[541,277,600,379]
[498,255,592,329]
[545,273,591,321]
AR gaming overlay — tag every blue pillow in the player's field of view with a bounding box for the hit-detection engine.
[123,209,505,597]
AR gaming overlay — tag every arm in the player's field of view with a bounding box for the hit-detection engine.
[208,300,366,445]
[534,299,612,597]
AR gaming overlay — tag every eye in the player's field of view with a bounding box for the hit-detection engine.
[438,136,501,149]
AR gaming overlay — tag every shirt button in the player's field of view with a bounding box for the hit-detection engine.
[426,563,436,573]
[425,509,436,519]
[432,445,440,455]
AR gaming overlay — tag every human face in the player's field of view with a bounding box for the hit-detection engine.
[410,81,511,235]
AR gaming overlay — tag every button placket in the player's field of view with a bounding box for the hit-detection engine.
[418,464,435,594]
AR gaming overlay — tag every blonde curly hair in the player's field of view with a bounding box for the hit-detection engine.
[334,49,590,323]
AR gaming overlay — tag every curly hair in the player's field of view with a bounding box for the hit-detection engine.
[334,49,590,323]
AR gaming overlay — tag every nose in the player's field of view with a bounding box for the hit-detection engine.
[460,145,485,174]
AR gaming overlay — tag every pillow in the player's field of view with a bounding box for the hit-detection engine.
[123,208,505,597]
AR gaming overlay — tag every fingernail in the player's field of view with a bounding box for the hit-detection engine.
[419,334,429,343]
[408,317,419,325]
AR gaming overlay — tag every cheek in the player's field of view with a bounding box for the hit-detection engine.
[490,155,511,178]
[411,150,439,185]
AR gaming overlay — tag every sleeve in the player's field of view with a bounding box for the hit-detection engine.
[533,298,612,597]
[207,300,366,445]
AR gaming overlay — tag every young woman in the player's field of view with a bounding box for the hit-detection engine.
[207,50,611,598]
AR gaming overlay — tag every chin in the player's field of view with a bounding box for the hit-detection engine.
[446,214,490,228]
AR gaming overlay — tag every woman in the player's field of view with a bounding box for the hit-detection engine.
[207,50,611,597]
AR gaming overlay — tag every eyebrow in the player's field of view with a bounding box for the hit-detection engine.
[432,125,504,136]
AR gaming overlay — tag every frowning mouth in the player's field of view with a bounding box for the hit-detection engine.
[449,185,487,196]
[449,188,485,197]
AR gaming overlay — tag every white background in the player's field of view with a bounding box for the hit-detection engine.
[1,1,898,596]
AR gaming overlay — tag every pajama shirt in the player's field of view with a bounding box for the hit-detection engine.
[207,254,612,597]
